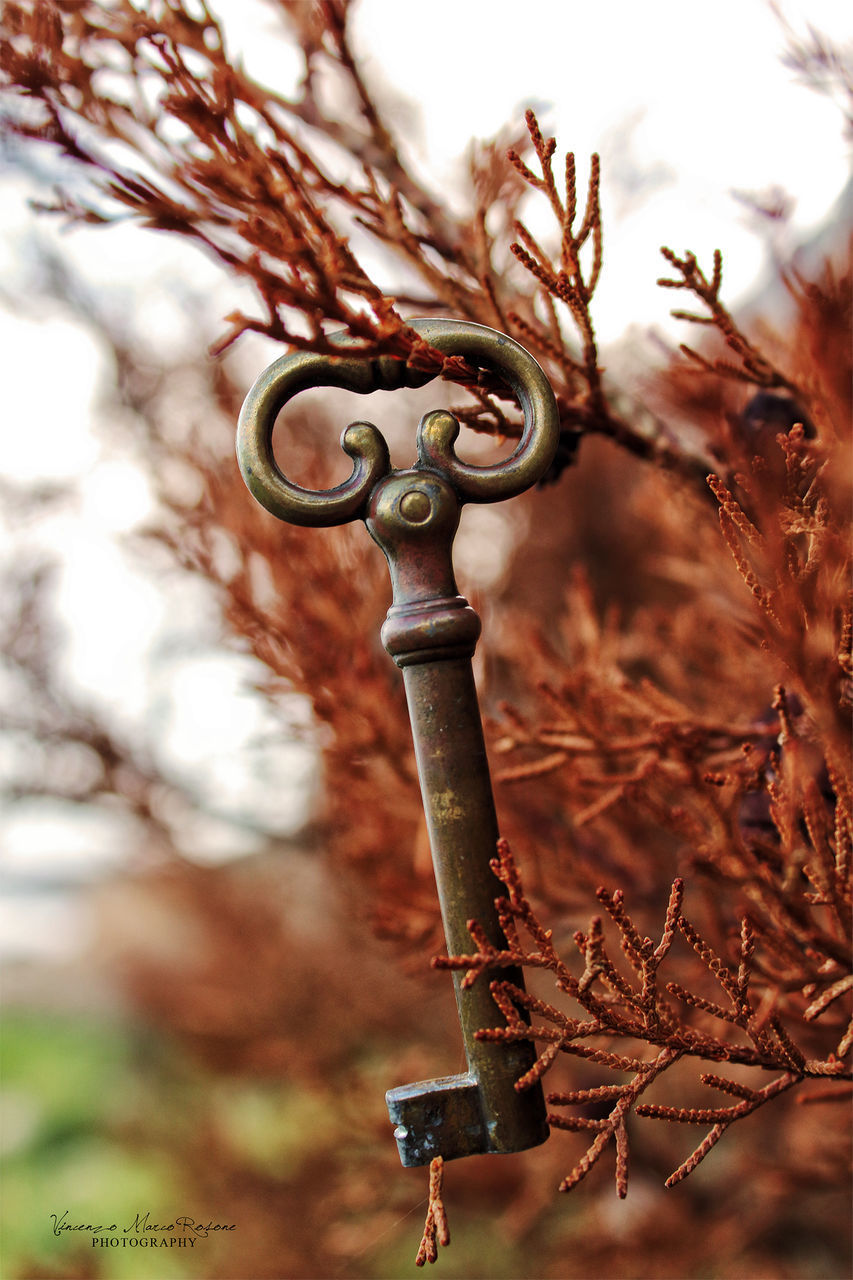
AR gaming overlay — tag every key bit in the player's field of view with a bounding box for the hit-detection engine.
[237,319,559,1165]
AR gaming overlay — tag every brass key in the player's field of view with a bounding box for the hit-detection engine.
[237,319,557,1165]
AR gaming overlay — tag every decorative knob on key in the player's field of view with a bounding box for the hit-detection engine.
[237,319,559,1164]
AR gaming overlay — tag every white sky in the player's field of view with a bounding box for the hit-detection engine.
[350,0,851,338]
[1,0,851,953]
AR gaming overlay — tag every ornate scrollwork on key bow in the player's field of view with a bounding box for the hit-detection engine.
[236,318,560,526]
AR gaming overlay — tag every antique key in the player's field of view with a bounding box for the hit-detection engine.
[237,319,557,1165]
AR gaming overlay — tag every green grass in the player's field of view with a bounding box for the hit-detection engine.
[1,1013,188,1280]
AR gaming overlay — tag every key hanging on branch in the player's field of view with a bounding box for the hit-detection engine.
[237,318,557,1165]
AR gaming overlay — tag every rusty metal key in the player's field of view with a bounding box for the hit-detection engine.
[237,319,557,1165]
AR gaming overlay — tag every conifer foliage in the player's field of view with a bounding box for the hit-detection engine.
[1,2,850,1275]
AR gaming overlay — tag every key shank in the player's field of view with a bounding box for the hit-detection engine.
[367,468,548,1163]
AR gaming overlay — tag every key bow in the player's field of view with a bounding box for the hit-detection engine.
[236,317,559,523]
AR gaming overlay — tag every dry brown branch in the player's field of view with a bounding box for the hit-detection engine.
[415,1157,450,1266]
[436,838,851,1195]
[659,245,803,397]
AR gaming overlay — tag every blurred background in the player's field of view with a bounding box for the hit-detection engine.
[1,1,851,1277]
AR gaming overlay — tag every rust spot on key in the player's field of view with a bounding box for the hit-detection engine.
[237,319,558,1165]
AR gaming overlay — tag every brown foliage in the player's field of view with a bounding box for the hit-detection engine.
[437,837,848,1196]
[1,1,851,1275]
[415,1157,450,1267]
